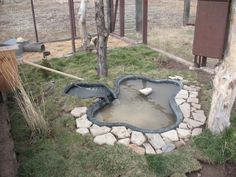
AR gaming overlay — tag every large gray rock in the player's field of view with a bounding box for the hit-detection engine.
[161,130,179,142]
[129,144,145,155]
[162,143,175,152]
[192,103,201,110]
[178,123,188,129]
[93,133,117,146]
[76,115,92,128]
[143,143,156,154]
[189,91,198,98]
[192,110,206,123]
[131,131,146,146]
[187,97,199,104]
[184,118,204,128]
[146,133,165,149]
[175,98,186,105]
[117,138,130,146]
[90,126,111,136]
[175,89,189,99]
[177,128,191,139]
[111,126,130,139]
[179,103,191,118]
[175,139,186,148]
[71,107,87,117]
[76,128,89,136]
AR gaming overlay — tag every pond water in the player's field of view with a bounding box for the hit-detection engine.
[95,79,178,130]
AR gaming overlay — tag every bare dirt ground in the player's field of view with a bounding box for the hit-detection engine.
[125,0,218,68]
[22,36,129,62]
[188,163,236,177]
[0,101,18,177]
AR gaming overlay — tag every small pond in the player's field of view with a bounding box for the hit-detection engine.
[96,80,177,130]
[65,76,183,133]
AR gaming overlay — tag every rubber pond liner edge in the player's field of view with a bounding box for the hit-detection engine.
[64,75,184,134]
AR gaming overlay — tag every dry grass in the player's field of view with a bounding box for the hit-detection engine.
[0,49,47,133]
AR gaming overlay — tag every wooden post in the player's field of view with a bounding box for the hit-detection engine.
[142,0,148,44]
[119,0,125,37]
[183,0,191,26]
[94,0,109,77]
[135,0,143,33]
[30,0,39,42]
[112,0,118,32]
[68,0,76,53]
[106,0,112,33]
[208,0,236,134]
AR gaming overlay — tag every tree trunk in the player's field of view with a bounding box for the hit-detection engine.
[183,0,190,26]
[106,0,112,33]
[78,0,88,49]
[208,0,236,134]
[94,0,109,77]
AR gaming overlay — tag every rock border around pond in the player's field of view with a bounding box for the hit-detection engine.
[70,83,205,155]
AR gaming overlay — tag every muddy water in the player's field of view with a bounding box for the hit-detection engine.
[96,80,178,130]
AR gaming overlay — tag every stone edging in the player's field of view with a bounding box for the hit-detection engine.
[70,82,206,155]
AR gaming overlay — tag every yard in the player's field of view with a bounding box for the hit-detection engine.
[8,45,236,177]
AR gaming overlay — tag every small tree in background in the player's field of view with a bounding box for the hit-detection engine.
[78,0,89,50]
[94,0,109,77]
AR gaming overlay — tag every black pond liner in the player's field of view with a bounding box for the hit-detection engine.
[64,75,184,134]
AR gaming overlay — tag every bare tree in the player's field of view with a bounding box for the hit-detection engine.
[94,0,109,77]
[78,0,88,49]
[208,0,236,134]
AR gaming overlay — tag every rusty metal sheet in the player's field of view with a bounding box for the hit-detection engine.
[193,0,230,59]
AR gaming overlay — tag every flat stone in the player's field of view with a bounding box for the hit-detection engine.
[187,97,199,104]
[162,143,175,152]
[117,138,130,146]
[139,88,153,96]
[161,130,179,142]
[184,118,204,128]
[146,133,165,149]
[192,128,203,137]
[192,110,206,123]
[178,123,188,129]
[184,85,200,92]
[131,131,146,146]
[163,137,172,143]
[143,143,156,154]
[177,128,191,139]
[71,107,87,117]
[191,106,197,112]
[189,91,198,98]
[179,103,191,118]
[111,126,130,139]
[175,89,189,99]
[93,133,117,146]
[76,115,92,128]
[129,144,145,155]
[91,124,100,128]
[90,126,111,136]
[192,103,201,110]
[76,128,89,136]
[169,75,184,81]
[175,139,186,148]
[156,149,163,154]
[175,98,185,105]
